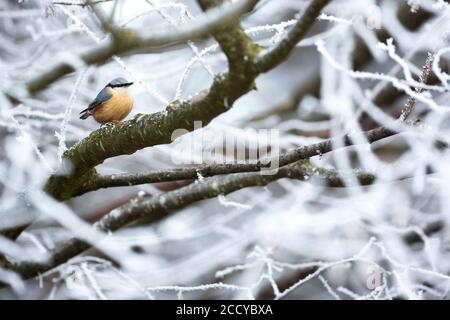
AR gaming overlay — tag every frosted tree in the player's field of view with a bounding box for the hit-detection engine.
[1,0,450,299]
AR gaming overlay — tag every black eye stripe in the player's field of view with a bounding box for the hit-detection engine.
[110,82,133,88]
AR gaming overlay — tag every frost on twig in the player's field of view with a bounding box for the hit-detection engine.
[399,52,435,121]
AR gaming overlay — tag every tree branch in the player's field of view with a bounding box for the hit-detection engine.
[74,125,394,195]
[52,0,113,6]
[254,0,331,73]
[399,52,434,121]
[85,0,118,35]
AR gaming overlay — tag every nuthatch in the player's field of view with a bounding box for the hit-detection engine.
[80,77,134,124]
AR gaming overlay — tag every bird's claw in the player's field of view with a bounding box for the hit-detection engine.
[100,121,121,128]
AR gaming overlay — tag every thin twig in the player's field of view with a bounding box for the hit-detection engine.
[52,0,113,7]
[399,52,435,121]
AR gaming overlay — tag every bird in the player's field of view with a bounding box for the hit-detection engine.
[80,77,134,124]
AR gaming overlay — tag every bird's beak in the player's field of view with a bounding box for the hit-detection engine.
[127,82,134,86]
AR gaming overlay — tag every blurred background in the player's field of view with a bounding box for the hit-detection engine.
[1,0,450,299]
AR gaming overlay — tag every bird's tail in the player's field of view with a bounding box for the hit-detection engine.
[79,111,91,120]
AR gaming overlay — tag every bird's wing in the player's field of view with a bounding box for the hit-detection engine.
[80,87,113,114]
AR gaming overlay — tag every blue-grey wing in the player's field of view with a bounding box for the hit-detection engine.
[80,87,113,119]
[88,87,113,110]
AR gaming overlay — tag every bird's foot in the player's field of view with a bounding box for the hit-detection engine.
[100,121,121,128]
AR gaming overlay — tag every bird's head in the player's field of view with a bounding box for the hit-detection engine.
[107,77,134,91]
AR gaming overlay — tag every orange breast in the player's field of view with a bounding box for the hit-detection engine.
[93,90,133,124]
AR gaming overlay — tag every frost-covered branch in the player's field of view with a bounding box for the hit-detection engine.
[74,125,393,195]
[7,160,374,280]
[254,0,331,73]
[400,52,435,121]
[52,0,113,6]
[25,0,259,93]
[85,0,118,35]
[252,4,434,122]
